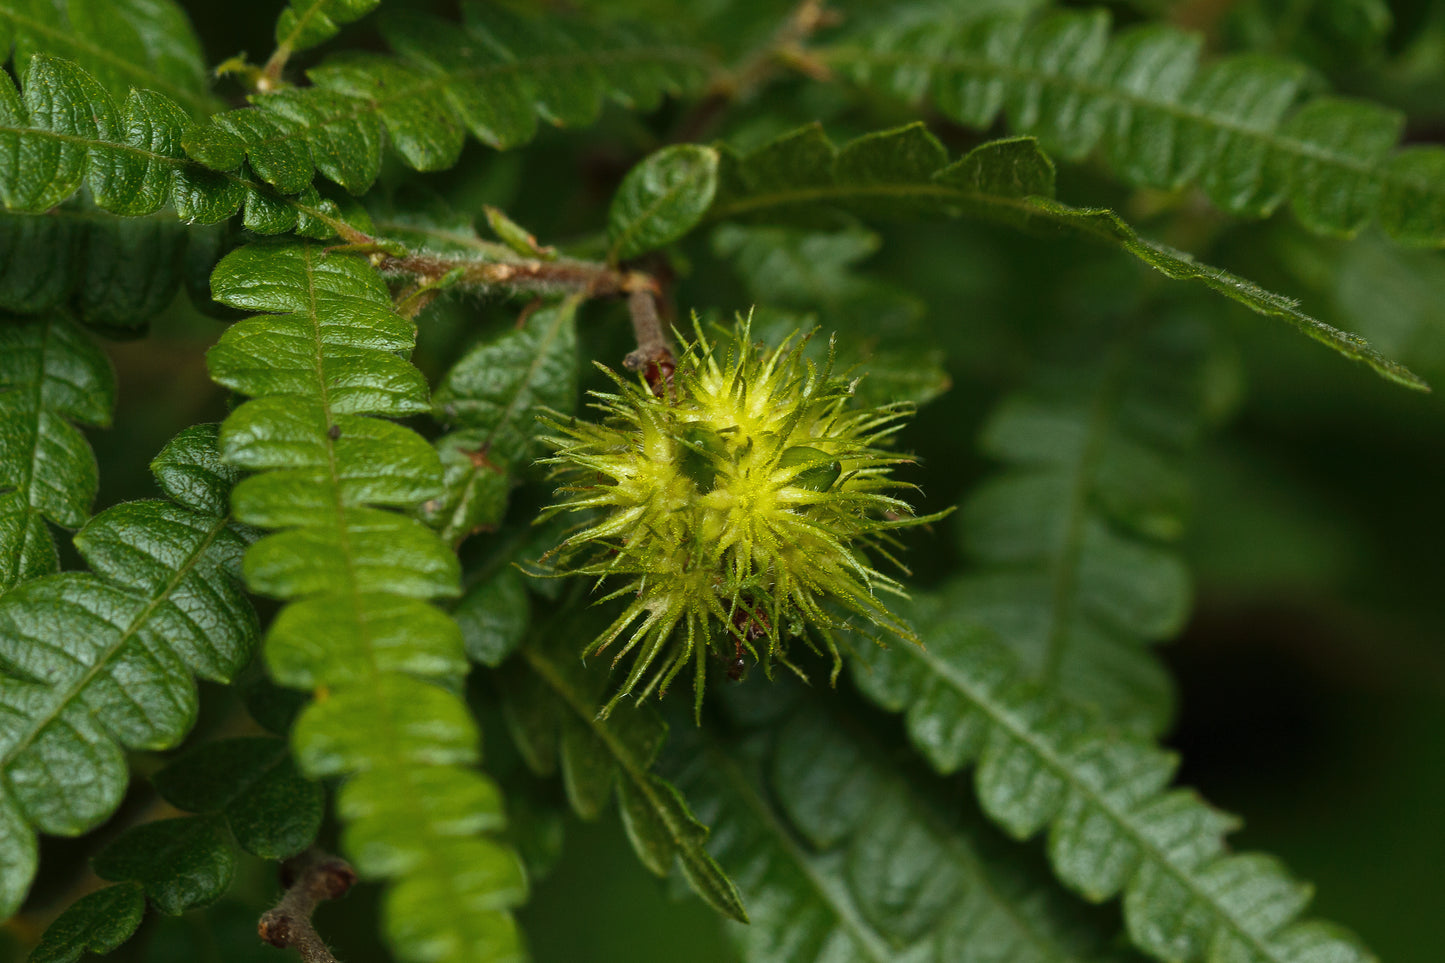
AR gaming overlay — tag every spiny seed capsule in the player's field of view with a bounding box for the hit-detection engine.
[538,319,943,718]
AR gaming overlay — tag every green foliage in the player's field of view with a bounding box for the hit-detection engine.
[0,55,340,234]
[0,1,1429,960]
[497,620,747,923]
[847,589,1372,963]
[609,145,720,262]
[273,0,380,58]
[665,683,1139,963]
[189,4,712,196]
[0,424,255,919]
[207,239,527,963]
[823,6,1445,246]
[425,298,580,546]
[953,315,1218,736]
[0,317,113,589]
[709,123,1424,389]
[0,0,215,114]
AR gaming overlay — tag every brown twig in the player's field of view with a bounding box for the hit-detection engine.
[258,849,357,963]
[675,0,840,143]
[624,288,676,395]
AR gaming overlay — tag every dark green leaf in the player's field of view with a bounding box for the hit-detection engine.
[274,0,381,55]
[0,0,215,116]
[822,6,1445,245]
[848,588,1374,963]
[710,125,1425,390]
[497,624,748,923]
[0,316,114,590]
[152,737,322,859]
[0,426,255,918]
[93,815,235,916]
[27,881,145,963]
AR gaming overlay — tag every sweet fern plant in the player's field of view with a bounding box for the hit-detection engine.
[1,0,1441,961]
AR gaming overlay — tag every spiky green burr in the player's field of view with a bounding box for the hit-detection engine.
[539,320,942,717]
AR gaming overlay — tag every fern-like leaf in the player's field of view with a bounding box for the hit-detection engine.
[664,684,1140,962]
[0,55,341,234]
[207,240,528,963]
[707,123,1425,390]
[189,4,711,195]
[425,298,579,546]
[822,7,1445,245]
[0,0,215,115]
[847,587,1375,963]
[0,424,257,918]
[953,315,1219,736]
[0,316,113,590]
[496,618,747,923]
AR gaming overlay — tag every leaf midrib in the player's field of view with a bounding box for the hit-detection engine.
[0,516,231,800]
[820,44,1432,200]
[900,640,1287,963]
[519,640,747,922]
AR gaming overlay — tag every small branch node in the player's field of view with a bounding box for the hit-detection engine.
[258,849,356,963]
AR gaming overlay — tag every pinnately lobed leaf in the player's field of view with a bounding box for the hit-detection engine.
[207,240,528,963]
[185,4,712,196]
[848,587,1377,963]
[707,123,1425,390]
[0,317,114,590]
[540,319,945,717]
[0,425,257,919]
[821,6,1445,246]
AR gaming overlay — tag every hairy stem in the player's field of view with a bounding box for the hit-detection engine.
[258,849,356,963]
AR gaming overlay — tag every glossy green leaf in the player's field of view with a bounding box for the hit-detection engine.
[152,737,323,860]
[709,124,1425,390]
[27,881,145,963]
[0,425,256,919]
[609,144,719,261]
[188,4,711,195]
[208,240,527,963]
[0,0,214,116]
[0,317,114,590]
[848,586,1375,963]
[822,7,1445,245]
[93,815,235,916]
[497,622,748,923]
[0,56,342,235]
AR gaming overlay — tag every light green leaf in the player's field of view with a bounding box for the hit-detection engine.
[208,240,527,963]
[608,144,720,261]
